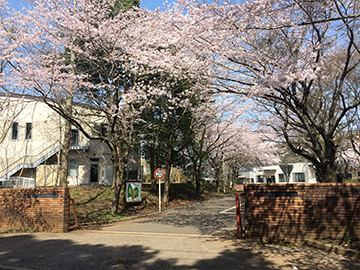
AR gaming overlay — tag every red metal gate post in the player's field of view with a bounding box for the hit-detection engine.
[235,193,245,238]
[69,198,79,230]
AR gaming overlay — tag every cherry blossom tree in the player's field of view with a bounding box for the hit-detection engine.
[184,94,279,194]
[0,1,25,144]
[158,0,360,183]
[336,138,360,181]
[0,0,11,76]
[0,0,6,88]
[205,119,279,192]
[5,0,209,212]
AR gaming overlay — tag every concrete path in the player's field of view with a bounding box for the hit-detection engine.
[0,196,359,270]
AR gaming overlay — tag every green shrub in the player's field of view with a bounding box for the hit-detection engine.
[343,178,359,183]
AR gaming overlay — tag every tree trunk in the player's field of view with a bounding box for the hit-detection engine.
[162,149,172,204]
[59,42,76,187]
[122,180,127,212]
[195,174,201,197]
[194,130,205,197]
[111,159,123,215]
[110,146,125,215]
[194,159,201,197]
[213,165,222,193]
[59,97,72,187]
[149,146,156,190]
[222,159,226,193]
[317,163,338,183]
[122,145,131,212]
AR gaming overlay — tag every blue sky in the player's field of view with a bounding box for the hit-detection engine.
[7,0,178,11]
[140,0,178,11]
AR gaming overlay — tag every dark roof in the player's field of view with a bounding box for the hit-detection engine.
[0,91,46,102]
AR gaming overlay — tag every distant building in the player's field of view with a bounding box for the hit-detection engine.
[238,163,317,184]
[0,93,139,187]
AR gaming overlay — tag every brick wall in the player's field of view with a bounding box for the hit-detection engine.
[0,187,70,232]
[244,183,360,242]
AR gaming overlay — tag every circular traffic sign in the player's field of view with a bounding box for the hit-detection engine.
[154,168,165,180]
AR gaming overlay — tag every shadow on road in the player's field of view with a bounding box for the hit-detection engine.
[0,234,275,270]
[1,233,360,270]
[140,212,235,235]
[212,234,360,270]
[138,198,236,235]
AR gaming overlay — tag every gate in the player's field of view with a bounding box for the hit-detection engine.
[235,193,245,238]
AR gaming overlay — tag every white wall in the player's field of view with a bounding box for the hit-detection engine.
[0,96,115,186]
[239,163,317,184]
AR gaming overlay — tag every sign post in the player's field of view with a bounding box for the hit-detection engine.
[279,164,293,182]
[154,168,165,212]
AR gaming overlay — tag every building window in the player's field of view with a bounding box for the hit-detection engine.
[70,129,79,146]
[90,158,99,183]
[68,159,79,177]
[293,172,305,182]
[11,122,18,140]
[279,174,286,182]
[25,123,32,140]
[266,176,275,183]
[257,175,264,183]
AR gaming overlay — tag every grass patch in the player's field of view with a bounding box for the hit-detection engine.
[343,178,359,183]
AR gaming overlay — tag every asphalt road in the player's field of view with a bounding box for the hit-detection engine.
[0,196,359,270]
[101,195,237,236]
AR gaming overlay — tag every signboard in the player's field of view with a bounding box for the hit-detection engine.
[254,192,298,198]
[126,182,142,203]
[32,193,58,198]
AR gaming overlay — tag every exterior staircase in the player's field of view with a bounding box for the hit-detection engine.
[0,144,60,179]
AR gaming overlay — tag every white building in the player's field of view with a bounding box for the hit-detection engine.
[0,93,139,187]
[238,162,317,184]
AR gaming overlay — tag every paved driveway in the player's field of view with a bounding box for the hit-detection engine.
[101,195,237,236]
[0,196,359,270]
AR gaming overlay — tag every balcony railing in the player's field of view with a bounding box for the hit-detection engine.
[0,177,35,189]
[69,144,90,151]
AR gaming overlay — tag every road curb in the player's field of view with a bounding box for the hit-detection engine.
[304,238,360,260]
[0,228,32,235]
[78,230,216,238]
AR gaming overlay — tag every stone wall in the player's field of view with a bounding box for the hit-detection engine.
[244,183,360,242]
[0,187,70,232]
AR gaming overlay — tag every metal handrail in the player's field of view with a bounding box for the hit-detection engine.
[0,177,35,188]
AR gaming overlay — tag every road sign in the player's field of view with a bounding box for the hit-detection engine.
[154,168,165,213]
[154,168,165,180]
[279,164,293,182]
